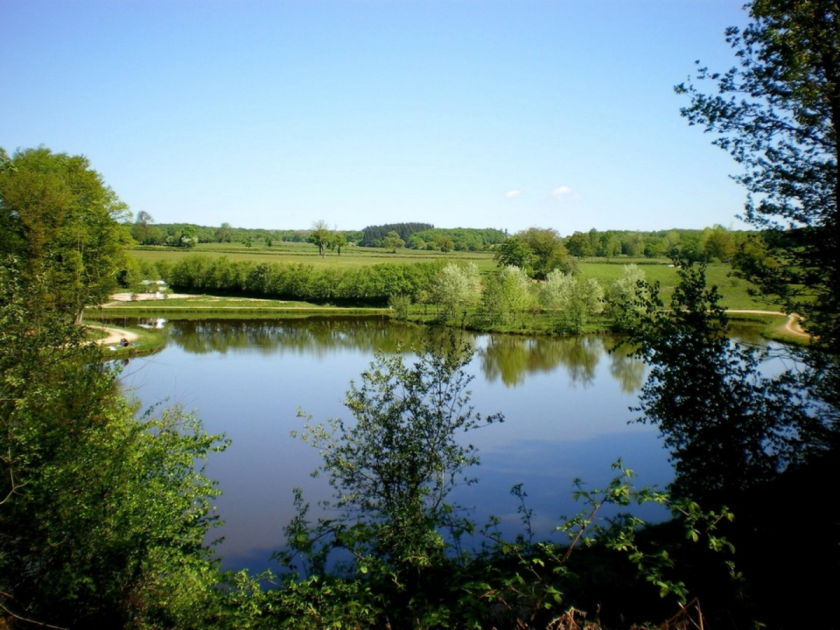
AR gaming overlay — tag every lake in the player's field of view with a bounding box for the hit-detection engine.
[116,317,679,573]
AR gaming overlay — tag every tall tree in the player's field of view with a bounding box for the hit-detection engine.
[215,221,234,243]
[382,230,405,253]
[481,265,532,325]
[0,264,226,627]
[0,147,131,322]
[130,210,162,245]
[676,0,839,352]
[495,228,574,279]
[288,334,502,626]
[629,260,821,503]
[308,219,331,258]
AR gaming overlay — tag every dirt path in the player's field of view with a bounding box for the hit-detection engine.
[87,325,140,346]
[726,309,809,338]
[105,292,193,304]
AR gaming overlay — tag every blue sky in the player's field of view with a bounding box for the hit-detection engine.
[1,0,750,234]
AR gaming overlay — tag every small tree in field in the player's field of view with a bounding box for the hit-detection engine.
[308,220,331,258]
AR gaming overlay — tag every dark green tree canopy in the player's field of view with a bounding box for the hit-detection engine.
[677,0,839,350]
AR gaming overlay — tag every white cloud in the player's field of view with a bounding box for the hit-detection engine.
[505,189,521,198]
[551,186,581,202]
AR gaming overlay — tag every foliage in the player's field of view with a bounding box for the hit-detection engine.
[286,334,502,625]
[382,230,405,252]
[215,221,234,244]
[329,232,348,255]
[565,231,594,257]
[0,146,132,322]
[676,0,840,354]
[540,271,604,334]
[431,262,481,322]
[606,264,649,332]
[481,265,532,325]
[409,227,507,252]
[0,262,227,628]
[165,254,445,305]
[308,220,332,258]
[361,222,434,247]
[176,224,199,248]
[388,293,412,320]
[496,228,574,280]
[494,234,532,270]
[628,259,826,504]
[476,462,739,628]
[702,225,736,262]
[131,211,164,246]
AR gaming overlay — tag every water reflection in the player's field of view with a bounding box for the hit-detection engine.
[165,317,423,356]
[152,319,649,392]
[114,318,670,574]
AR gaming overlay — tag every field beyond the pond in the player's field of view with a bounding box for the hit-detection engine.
[130,242,769,310]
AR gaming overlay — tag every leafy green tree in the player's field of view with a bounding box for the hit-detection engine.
[331,232,348,255]
[702,225,737,262]
[481,265,532,325]
[178,224,199,248]
[0,263,226,628]
[131,210,163,245]
[494,234,531,270]
[436,235,454,253]
[382,230,405,252]
[215,221,234,243]
[308,220,332,258]
[565,231,593,257]
[496,228,574,279]
[407,234,426,250]
[431,262,481,322]
[607,263,649,331]
[288,335,502,623]
[0,147,132,322]
[629,260,824,503]
[676,0,839,353]
[540,270,604,333]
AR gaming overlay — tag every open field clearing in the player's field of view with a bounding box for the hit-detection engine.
[130,246,768,310]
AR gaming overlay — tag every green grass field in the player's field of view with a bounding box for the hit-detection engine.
[131,242,499,272]
[129,245,772,310]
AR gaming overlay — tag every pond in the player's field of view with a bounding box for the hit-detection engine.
[116,317,679,573]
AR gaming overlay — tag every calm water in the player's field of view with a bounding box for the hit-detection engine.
[116,318,676,573]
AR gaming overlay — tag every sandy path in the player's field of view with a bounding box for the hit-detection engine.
[87,325,140,346]
[726,309,809,338]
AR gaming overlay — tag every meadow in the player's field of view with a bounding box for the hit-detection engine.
[130,243,770,310]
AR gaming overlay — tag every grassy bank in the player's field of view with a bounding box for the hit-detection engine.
[88,293,804,348]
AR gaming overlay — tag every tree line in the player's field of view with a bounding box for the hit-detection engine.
[132,214,742,263]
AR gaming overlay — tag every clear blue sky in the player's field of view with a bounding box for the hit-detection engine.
[1,0,751,235]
